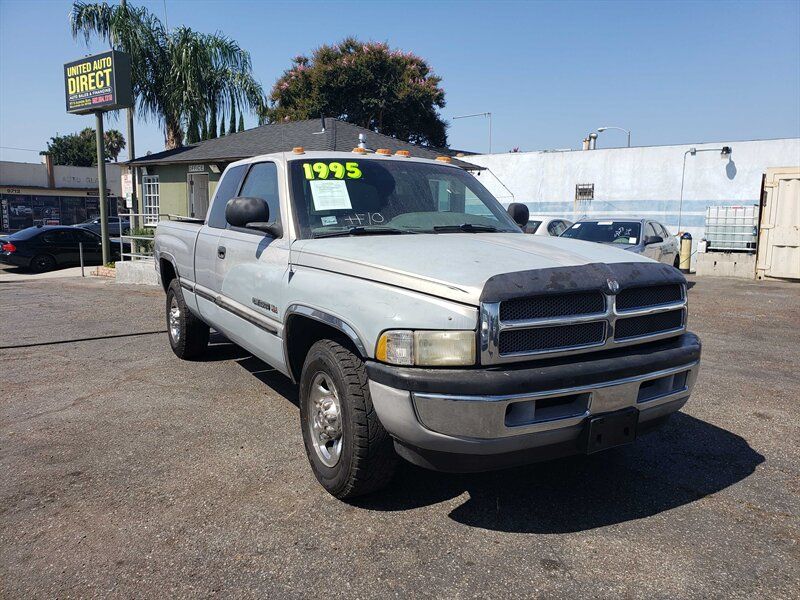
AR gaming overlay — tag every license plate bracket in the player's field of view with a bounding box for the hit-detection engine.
[583,407,639,454]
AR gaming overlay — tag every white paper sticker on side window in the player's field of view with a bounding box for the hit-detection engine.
[310,180,352,211]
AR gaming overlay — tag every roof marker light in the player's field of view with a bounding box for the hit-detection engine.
[395,150,410,157]
[352,147,367,153]
[292,147,305,154]
[376,148,391,155]
[435,156,452,163]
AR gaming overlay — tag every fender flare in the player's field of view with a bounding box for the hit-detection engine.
[283,304,370,377]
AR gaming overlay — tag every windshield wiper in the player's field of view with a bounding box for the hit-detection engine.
[433,223,499,233]
[312,226,413,239]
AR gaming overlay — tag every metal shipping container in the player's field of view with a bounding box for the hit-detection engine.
[756,167,800,280]
[704,205,759,252]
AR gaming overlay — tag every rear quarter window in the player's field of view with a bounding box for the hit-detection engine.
[8,227,41,241]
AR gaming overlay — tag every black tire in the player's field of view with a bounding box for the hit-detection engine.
[30,254,56,273]
[299,339,398,499]
[166,279,209,359]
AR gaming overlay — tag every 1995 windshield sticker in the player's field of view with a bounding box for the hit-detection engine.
[303,161,362,180]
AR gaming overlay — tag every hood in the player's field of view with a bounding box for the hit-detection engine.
[291,233,654,306]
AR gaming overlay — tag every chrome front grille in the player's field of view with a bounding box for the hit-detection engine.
[480,283,687,364]
[499,321,606,354]
[616,284,684,312]
[499,291,605,321]
[615,309,685,340]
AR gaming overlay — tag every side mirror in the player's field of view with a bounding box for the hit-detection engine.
[644,235,663,245]
[225,197,283,237]
[507,203,529,228]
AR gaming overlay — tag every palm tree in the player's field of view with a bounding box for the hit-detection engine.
[70,1,265,149]
[103,129,126,161]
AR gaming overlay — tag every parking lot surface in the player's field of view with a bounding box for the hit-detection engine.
[1,269,798,598]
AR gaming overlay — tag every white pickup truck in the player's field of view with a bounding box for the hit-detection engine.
[154,149,701,499]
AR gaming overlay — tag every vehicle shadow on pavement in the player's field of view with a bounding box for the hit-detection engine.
[200,335,763,534]
[357,414,764,533]
[201,334,300,407]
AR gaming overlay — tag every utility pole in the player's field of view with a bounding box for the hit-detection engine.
[95,112,110,264]
[121,0,138,229]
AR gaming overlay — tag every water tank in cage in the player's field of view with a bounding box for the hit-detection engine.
[704,205,759,252]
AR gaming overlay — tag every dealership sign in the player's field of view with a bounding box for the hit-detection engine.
[64,50,133,114]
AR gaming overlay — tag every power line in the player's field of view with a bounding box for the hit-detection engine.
[0,146,40,153]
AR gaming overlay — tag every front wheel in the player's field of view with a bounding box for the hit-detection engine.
[299,339,398,499]
[166,279,209,359]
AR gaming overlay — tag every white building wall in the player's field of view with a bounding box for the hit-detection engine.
[0,160,122,195]
[467,138,800,246]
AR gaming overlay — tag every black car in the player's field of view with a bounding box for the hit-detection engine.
[0,225,124,272]
[75,216,131,237]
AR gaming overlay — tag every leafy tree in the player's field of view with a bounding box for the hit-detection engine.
[43,127,126,166]
[229,103,237,135]
[208,111,217,139]
[70,2,265,149]
[265,38,448,147]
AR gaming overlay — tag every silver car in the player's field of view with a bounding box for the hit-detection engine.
[561,218,680,267]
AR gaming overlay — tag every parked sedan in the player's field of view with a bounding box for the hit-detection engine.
[0,225,124,272]
[75,216,130,237]
[560,218,680,267]
[523,215,573,236]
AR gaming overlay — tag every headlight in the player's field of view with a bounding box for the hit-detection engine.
[375,330,476,366]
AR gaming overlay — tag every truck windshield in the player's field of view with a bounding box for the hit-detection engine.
[288,158,520,239]
[561,221,642,245]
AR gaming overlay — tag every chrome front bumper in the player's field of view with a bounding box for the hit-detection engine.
[411,362,699,440]
[368,356,699,471]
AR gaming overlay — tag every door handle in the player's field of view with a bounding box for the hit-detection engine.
[217,246,226,259]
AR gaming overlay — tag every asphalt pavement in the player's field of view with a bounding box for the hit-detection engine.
[0,268,798,598]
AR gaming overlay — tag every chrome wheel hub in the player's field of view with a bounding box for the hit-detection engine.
[308,372,343,467]
[168,297,181,343]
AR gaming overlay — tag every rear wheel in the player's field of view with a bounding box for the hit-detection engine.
[30,254,56,273]
[166,279,209,359]
[299,339,398,499]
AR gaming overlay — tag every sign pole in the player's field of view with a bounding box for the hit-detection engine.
[94,111,110,264]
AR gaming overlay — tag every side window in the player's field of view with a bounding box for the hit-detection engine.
[42,230,76,244]
[657,223,670,238]
[645,222,658,239]
[239,162,281,225]
[75,230,100,244]
[207,164,248,229]
[548,220,567,236]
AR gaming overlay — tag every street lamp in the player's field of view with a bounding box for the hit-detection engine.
[678,146,733,233]
[454,112,492,153]
[597,126,631,148]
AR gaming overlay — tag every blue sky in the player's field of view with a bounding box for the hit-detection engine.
[1,0,798,162]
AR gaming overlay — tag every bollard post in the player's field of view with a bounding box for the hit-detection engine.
[79,242,85,277]
[679,232,693,273]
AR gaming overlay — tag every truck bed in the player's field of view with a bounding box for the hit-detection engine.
[154,220,204,286]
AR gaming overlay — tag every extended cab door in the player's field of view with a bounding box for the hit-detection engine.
[193,164,249,321]
[211,160,290,373]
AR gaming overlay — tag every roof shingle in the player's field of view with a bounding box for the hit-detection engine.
[128,119,477,168]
